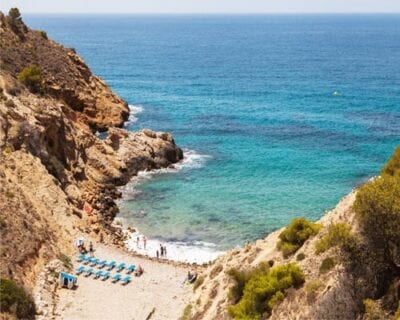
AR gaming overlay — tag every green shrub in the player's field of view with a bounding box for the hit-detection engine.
[319,257,336,274]
[354,174,400,267]
[381,146,400,178]
[8,8,22,23]
[193,275,204,292]
[227,269,250,303]
[0,278,35,319]
[58,253,72,269]
[228,263,305,320]
[39,30,48,39]
[18,65,43,93]
[363,299,387,320]
[315,223,355,254]
[277,218,321,257]
[296,253,306,261]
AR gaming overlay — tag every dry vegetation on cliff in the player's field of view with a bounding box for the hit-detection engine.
[0,9,183,319]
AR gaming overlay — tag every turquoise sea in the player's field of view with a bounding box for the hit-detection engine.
[27,14,400,260]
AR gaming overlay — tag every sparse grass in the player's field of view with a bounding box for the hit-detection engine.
[315,223,355,254]
[5,190,15,199]
[305,279,323,301]
[277,218,321,257]
[363,299,387,320]
[3,146,13,156]
[179,304,192,320]
[319,257,336,274]
[58,253,72,270]
[193,275,204,292]
[210,264,223,279]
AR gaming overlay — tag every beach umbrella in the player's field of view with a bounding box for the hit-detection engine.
[76,237,85,247]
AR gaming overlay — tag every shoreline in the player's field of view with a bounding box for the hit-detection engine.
[114,148,223,265]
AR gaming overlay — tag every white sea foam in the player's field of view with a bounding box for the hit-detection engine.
[122,149,211,191]
[117,149,217,263]
[123,229,224,264]
[127,104,144,124]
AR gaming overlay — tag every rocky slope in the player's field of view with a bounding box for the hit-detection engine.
[0,9,182,307]
[190,184,399,320]
[189,191,360,320]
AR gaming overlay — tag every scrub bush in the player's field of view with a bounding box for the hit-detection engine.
[0,278,35,319]
[277,218,321,257]
[18,65,43,93]
[315,223,356,254]
[228,263,305,319]
[319,257,336,274]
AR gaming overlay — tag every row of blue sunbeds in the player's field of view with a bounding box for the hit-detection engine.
[76,254,136,273]
[75,266,131,285]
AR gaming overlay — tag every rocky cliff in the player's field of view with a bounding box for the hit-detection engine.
[0,9,182,298]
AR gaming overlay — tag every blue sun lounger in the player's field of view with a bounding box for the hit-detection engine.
[94,270,103,279]
[107,261,116,270]
[98,260,107,268]
[102,271,110,280]
[126,264,136,274]
[121,275,131,285]
[76,266,85,275]
[76,254,86,262]
[112,274,121,283]
[83,256,93,265]
[90,258,100,266]
[116,262,125,272]
[85,268,94,277]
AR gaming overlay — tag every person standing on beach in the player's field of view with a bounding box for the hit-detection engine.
[89,242,94,257]
[160,244,164,257]
[164,246,167,257]
[156,250,159,259]
[136,236,140,248]
[143,236,147,250]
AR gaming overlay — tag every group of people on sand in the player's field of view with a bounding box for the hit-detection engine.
[156,244,167,259]
[136,236,147,249]
[77,240,95,256]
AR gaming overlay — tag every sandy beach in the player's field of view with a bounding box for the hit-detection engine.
[55,241,192,320]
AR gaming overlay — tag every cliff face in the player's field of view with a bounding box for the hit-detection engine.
[0,11,183,292]
[0,13,128,131]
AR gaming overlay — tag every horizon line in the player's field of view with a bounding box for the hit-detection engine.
[18,11,400,15]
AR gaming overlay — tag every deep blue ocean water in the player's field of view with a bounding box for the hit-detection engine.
[27,14,400,256]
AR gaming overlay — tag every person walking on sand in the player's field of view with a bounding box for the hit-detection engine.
[143,236,147,250]
[89,242,94,257]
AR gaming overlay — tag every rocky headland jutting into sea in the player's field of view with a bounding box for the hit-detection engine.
[0,8,184,313]
[1,9,399,320]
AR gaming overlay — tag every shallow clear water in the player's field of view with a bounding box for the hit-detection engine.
[27,14,400,254]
